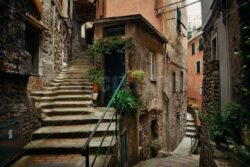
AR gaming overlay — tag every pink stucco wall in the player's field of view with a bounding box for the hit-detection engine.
[187,33,203,110]
[102,0,163,33]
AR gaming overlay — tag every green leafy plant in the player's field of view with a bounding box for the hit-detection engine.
[88,37,134,56]
[128,70,145,84]
[208,102,245,144]
[111,89,138,116]
[150,139,161,157]
[87,68,104,87]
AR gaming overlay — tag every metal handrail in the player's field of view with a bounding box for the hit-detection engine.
[82,74,127,167]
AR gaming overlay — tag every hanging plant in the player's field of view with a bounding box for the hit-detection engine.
[88,37,134,56]
[127,70,145,85]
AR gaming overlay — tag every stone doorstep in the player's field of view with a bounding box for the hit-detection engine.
[11,154,111,167]
[186,132,197,138]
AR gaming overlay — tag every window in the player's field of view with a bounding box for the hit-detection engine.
[196,61,201,74]
[177,7,181,31]
[192,43,195,55]
[198,38,203,51]
[172,72,176,92]
[180,71,184,92]
[211,35,218,60]
[103,24,125,37]
[150,52,156,81]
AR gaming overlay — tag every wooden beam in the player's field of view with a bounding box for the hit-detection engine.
[32,0,42,18]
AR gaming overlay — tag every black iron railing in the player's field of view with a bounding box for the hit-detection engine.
[82,74,127,167]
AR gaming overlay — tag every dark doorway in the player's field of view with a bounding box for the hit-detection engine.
[25,25,40,74]
[104,53,125,105]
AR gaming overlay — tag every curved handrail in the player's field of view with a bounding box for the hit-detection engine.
[82,74,127,167]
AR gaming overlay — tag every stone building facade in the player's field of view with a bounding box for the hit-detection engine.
[200,0,241,166]
[95,0,188,162]
[0,0,75,164]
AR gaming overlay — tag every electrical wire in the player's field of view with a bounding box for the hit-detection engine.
[157,0,186,10]
[159,0,201,14]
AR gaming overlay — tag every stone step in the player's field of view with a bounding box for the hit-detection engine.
[187,119,195,123]
[42,107,115,116]
[24,136,116,154]
[186,132,197,138]
[53,78,91,83]
[33,123,116,139]
[11,154,111,167]
[186,126,197,133]
[43,85,92,91]
[42,114,114,126]
[49,82,92,87]
[36,101,93,109]
[187,122,196,126]
[42,107,94,116]
[31,90,92,97]
[33,95,92,102]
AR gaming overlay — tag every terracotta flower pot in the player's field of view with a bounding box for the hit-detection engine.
[92,82,100,93]
[127,75,134,84]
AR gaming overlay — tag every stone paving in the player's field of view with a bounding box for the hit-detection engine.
[133,155,200,167]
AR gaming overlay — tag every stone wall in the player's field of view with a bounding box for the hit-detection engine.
[0,0,29,75]
[40,0,71,84]
[0,0,73,153]
[0,72,39,146]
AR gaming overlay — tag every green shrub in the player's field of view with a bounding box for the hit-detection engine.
[129,70,145,84]
[111,89,138,116]
[87,69,104,87]
[88,37,134,56]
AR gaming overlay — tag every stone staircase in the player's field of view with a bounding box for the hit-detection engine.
[11,57,116,167]
[186,112,197,138]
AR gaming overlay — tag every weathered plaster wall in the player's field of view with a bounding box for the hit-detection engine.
[161,0,188,152]
[187,33,203,110]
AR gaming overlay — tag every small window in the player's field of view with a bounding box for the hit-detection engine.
[180,71,184,92]
[150,52,156,81]
[172,72,176,92]
[177,7,181,32]
[192,43,195,55]
[211,35,218,60]
[103,24,125,37]
[198,38,203,51]
[196,61,201,74]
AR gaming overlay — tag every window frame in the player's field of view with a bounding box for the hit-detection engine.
[192,42,195,55]
[150,52,157,82]
[176,7,182,32]
[196,60,201,74]
[172,71,176,92]
[180,71,184,92]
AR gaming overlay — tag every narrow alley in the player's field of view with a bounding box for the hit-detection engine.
[1,0,250,167]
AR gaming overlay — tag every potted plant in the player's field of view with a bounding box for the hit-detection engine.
[150,139,160,157]
[111,89,138,116]
[127,70,145,85]
[87,69,104,93]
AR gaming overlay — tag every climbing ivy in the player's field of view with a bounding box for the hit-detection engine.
[88,37,134,55]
